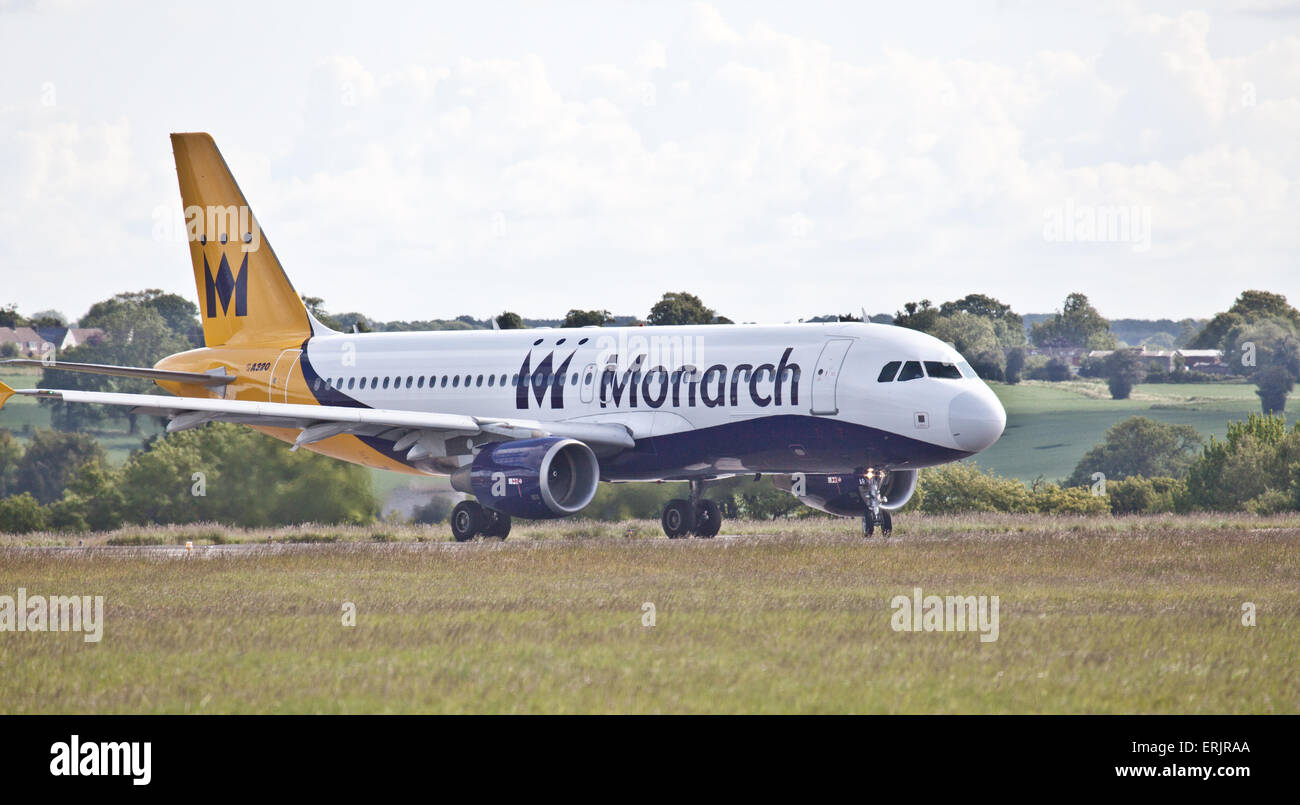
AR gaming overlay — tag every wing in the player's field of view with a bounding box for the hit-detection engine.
[0,381,634,462]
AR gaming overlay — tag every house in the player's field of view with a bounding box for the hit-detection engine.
[1176,348,1228,374]
[0,326,102,357]
[1087,347,1228,375]
[0,326,55,357]
[60,327,104,350]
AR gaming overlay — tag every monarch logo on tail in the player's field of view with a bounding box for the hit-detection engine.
[203,253,248,318]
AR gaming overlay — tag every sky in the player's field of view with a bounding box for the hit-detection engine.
[1,0,1297,325]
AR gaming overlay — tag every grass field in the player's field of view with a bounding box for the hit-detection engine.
[977,379,1294,481]
[1,514,1296,713]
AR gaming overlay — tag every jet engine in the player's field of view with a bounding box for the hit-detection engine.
[772,470,918,516]
[450,437,600,519]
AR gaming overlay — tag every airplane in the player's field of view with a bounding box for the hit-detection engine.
[0,133,1006,540]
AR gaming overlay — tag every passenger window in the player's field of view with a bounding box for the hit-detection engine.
[924,361,963,379]
[406,376,413,388]
[897,361,924,382]
[417,376,424,389]
[877,361,901,382]
[371,377,378,389]
[500,374,507,386]
[452,376,460,388]
[440,376,448,388]
[476,375,483,387]
[571,373,578,385]
[347,377,355,390]
[382,377,390,389]
[487,375,495,387]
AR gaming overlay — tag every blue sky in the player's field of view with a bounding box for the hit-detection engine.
[1,0,1297,324]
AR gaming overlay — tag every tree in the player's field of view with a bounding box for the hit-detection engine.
[562,309,614,328]
[495,312,525,330]
[1182,414,1300,511]
[1189,290,1300,351]
[1255,367,1295,415]
[301,295,345,331]
[1220,320,1300,413]
[0,429,22,497]
[28,309,67,328]
[892,299,940,333]
[939,294,1026,346]
[40,302,193,432]
[1005,347,1026,385]
[49,462,124,532]
[0,493,47,534]
[1067,417,1202,487]
[647,292,726,326]
[82,289,201,347]
[15,429,105,504]
[0,304,24,328]
[930,313,1005,380]
[116,423,377,526]
[1105,350,1145,400]
[1030,293,1116,349]
[1027,357,1071,382]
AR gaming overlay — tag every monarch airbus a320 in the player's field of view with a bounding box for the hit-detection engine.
[0,134,1006,540]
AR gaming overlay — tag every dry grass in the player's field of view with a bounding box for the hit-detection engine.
[1,513,1297,713]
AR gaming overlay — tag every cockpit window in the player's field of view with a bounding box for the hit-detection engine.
[957,360,976,379]
[877,361,901,382]
[924,361,963,379]
[897,361,925,381]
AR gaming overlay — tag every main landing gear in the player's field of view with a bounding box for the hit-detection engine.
[662,479,723,539]
[450,500,512,542]
[858,470,893,539]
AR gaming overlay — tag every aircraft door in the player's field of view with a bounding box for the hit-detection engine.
[810,338,854,416]
[269,349,302,403]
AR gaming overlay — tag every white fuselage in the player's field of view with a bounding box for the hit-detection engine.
[290,321,1006,481]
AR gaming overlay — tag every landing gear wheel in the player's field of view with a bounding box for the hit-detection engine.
[450,500,485,542]
[879,510,892,538]
[693,499,722,538]
[481,509,512,539]
[862,510,876,538]
[662,498,696,539]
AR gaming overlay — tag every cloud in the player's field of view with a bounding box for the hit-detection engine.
[0,2,1297,322]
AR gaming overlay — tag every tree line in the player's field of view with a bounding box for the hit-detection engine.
[4,286,1300,531]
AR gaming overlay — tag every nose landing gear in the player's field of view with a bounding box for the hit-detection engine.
[858,470,893,538]
[662,479,723,539]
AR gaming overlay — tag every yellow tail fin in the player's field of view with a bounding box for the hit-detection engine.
[0,380,14,411]
[172,133,312,347]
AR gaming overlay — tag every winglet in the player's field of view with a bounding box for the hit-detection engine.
[0,380,14,411]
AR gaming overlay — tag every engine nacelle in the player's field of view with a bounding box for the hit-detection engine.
[450,437,600,519]
[772,470,918,517]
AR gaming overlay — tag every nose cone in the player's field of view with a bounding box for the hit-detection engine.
[948,389,1006,452]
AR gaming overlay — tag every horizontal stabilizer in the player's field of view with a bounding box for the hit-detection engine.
[0,359,233,386]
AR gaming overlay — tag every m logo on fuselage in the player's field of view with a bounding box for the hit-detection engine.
[203,253,248,318]
[516,350,576,410]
